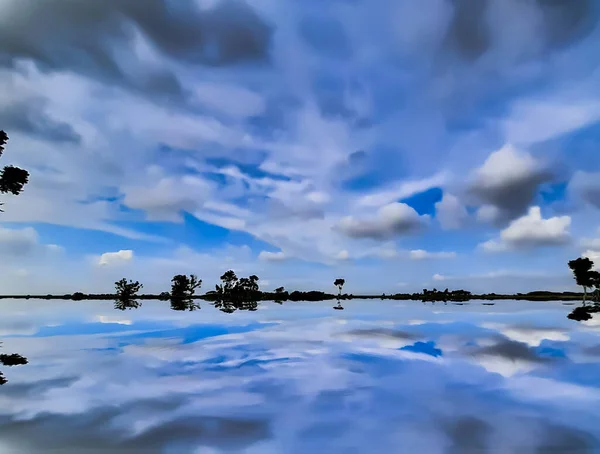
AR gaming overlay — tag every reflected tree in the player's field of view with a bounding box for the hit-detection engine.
[0,344,28,385]
[169,274,202,311]
[567,304,600,322]
[114,278,143,311]
[0,130,30,212]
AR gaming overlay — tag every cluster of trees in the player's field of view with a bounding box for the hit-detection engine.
[421,288,472,302]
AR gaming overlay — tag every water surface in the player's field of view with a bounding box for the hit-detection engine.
[1,299,599,453]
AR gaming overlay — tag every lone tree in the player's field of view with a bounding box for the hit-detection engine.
[171,274,202,299]
[170,274,202,311]
[568,257,595,304]
[334,278,345,296]
[0,130,29,212]
[115,278,143,300]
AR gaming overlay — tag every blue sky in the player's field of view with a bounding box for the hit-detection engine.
[1,0,600,294]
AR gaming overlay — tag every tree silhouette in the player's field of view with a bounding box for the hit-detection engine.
[0,130,30,212]
[214,270,261,313]
[334,278,345,296]
[169,274,202,311]
[114,278,143,311]
[115,278,143,299]
[171,274,202,299]
[568,257,595,304]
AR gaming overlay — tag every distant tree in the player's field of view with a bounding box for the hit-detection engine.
[115,278,143,300]
[71,292,85,301]
[568,258,595,304]
[0,130,29,212]
[275,286,285,294]
[158,291,170,301]
[334,278,345,296]
[171,274,202,299]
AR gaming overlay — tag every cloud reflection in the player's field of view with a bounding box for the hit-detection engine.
[0,299,599,452]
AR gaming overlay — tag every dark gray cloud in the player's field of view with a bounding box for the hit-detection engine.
[467,147,554,225]
[0,376,78,400]
[0,98,81,144]
[444,416,492,454]
[338,203,427,240]
[536,422,597,454]
[0,0,272,102]
[0,396,270,453]
[472,338,552,363]
[444,0,598,62]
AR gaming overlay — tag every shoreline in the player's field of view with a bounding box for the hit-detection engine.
[0,291,587,302]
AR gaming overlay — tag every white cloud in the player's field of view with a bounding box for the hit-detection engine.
[123,176,211,222]
[410,250,456,260]
[356,172,449,208]
[0,225,62,257]
[435,193,468,230]
[432,274,447,281]
[98,250,134,266]
[480,206,571,252]
[336,250,350,261]
[258,251,286,262]
[504,96,600,145]
[338,203,427,240]
[582,250,600,271]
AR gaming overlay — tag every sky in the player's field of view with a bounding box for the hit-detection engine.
[1,299,600,452]
[1,0,600,294]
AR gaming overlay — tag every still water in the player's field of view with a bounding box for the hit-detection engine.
[1,299,599,453]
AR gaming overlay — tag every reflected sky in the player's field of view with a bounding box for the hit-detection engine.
[1,299,600,453]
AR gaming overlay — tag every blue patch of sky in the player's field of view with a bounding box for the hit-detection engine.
[535,345,567,359]
[33,211,275,258]
[341,145,409,191]
[299,15,352,60]
[15,222,166,257]
[539,182,568,205]
[400,187,443,216]
[116,322,277,345]
[400,341,443,357]
[551,120,600,172]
